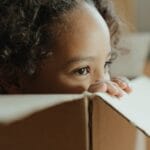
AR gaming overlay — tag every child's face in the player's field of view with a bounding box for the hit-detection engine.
[22,3,111,93]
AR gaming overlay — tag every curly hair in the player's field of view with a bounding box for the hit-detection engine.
[0,0,121,93]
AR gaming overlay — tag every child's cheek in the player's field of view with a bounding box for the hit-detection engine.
[57,74,89,93]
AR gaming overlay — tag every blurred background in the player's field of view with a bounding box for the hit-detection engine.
[111,1,150,150]
[110,0,150,79]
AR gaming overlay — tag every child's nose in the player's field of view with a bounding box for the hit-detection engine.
[93,70,105,83]
[87,70,106,93]
[88,80,107,93]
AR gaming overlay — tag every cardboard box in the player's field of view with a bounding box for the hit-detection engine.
[0,76,149,150]
[147,139,150,150]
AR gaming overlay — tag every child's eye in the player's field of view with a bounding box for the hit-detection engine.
[73,66,90,76]
[104,61,112,70]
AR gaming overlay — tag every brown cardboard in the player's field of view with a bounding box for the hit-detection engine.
[0,98,89,150]
[1,77,150,150]
[92,97,136,150]
[147,138,150,150]
[95,77,150,137]
[0,95,137,150]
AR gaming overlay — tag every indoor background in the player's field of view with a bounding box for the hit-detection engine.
[112,1,150,150]
[110,0,150,78]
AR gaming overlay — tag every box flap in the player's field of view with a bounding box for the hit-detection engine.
[0,76,149,137]
[95,76,150,136]
[0,94,84,124]
[0,98,89,150]
[91,97,136,150]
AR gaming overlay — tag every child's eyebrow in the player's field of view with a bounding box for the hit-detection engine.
[63,56,95,68]
[62,51,112,68]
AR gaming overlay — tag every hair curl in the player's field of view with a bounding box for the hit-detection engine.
[0,0,121,93]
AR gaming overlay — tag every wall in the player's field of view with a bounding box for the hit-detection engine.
[135,0,150,31]
[113,0,150,32]
[113,0,136,30]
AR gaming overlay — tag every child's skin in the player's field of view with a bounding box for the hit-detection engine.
[20,2,132,97]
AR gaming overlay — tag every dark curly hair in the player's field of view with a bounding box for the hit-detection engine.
[0,0,121,93]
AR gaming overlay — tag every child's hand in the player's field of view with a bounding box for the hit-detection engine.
[88,77,132,98]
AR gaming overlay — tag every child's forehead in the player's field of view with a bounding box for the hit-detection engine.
[45,2,110,46]
[40,2,111,62]
[70,2,109,36]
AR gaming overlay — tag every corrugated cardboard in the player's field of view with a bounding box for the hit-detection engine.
[147,139,150,150]
[95,76,150,136]
[92,97,136,150]
[0,96,136,150]
[0,76,149,150]
[0,97,89,150]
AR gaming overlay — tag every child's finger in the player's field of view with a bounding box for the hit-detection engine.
[106,81,124,97]
[111,78,128,89]
[88,80,125,98]
[88,82,107,93]
[123,85,132,93]
[112,77,132,93]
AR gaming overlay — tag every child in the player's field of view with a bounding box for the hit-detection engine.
[0,0,132,96]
